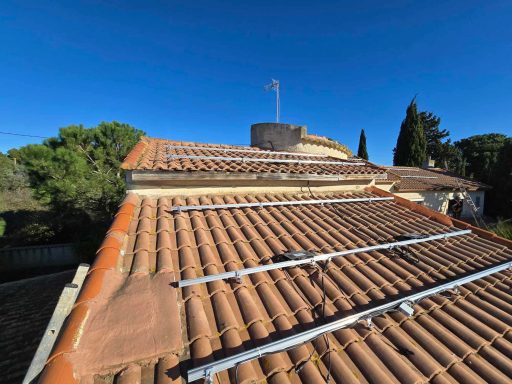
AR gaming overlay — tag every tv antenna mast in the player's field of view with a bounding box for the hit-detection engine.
[264,79,280,123]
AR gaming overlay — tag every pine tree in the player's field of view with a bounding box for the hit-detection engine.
[393,98,427,166]
[357,129,368,160]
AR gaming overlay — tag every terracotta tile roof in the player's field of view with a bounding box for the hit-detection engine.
[38,187,512,383]
[383,166,490,191]
[121,137,385,178]
[0,270,75,384]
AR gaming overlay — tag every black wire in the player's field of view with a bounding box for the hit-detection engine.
[388,246,420,264]
[0,130,49,138]
[320,260,332,383]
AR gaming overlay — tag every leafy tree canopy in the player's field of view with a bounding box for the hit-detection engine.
[419,111,450,164]
[393,98,427,166]
[357,129,368,160]
[488,137,512,218]
[14,121,144,220]
[455,133,507,184]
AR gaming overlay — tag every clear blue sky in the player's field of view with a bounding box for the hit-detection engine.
[1,1,511,164]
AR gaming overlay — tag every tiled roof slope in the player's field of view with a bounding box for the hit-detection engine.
[40,188,512,384]
[121,137,385,177]
[384,166,489,191]
[0,270,75,384]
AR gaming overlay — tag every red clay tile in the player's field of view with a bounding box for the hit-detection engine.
[121,137,386,177]
[39,189,512,384]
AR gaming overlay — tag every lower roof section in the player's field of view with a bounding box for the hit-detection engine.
[40,187,512,384]
[0,270,75,384]
[383,166,490,192]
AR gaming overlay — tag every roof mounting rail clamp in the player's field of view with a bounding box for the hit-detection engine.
[398,302,415,317]
[205,368,213,384]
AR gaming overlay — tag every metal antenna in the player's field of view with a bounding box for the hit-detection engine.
[264,79,280,122]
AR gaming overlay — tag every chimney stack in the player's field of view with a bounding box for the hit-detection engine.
[423,156,435,169]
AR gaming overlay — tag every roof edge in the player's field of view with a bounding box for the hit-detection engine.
[366,186,512,248]
[121,137,150,170]
[39,193,141,383]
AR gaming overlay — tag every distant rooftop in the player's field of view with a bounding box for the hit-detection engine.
[0,270,75,384]
[382,166,490,191]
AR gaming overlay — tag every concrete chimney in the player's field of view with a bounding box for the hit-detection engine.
[422,156,436,169]
[250,122,351,159]
[251,123,307,151]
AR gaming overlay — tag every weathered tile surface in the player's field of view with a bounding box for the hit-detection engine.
[0,270,75,384]
[47,191,512,383]
[384,166,489,191]
[121,137,386,177]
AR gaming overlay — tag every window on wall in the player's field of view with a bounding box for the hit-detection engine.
[475,196,481,207]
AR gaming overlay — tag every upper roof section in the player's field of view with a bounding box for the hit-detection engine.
[121,137,385,179]
[383,166,490,192]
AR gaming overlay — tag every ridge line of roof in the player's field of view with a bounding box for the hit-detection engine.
[121,137,149,170]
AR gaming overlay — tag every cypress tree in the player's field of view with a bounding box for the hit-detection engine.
[393,97,427,166]
[357,129,369,160]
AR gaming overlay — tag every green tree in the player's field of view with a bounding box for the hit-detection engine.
[419,111,450,164]
[17,121,144,219]
[489,138,512,218]
[6,121,144,250]
[455,133,507,184]
[440,141,465,174]
[357,129,368,160]
[393,98,427,166]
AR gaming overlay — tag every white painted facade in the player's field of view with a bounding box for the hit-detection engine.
[377,182,486,218]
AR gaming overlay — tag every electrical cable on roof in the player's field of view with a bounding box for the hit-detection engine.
[387,246,420,264]
[320,259,332,384]
[293,256,333,382]
[282,265,319,375]
[235,362,240,384]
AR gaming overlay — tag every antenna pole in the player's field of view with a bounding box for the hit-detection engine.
[264,79,280,123]
[276,82,280,123]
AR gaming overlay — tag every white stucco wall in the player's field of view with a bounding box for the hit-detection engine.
[394,190,485,218]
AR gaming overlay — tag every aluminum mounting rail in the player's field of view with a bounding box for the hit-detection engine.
[167,144,328,157]
[167,154,367,166]
[188,259,512,382]
[177,229,472,288]
[170,196,394,213]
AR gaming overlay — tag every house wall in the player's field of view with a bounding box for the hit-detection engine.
[0,243,80,272]
[393,190,485,218]
[126,175,377,196]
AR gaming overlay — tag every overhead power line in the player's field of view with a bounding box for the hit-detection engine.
[0,131,49,139]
